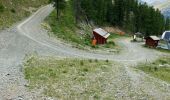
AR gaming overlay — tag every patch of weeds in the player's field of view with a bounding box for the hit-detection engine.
[80,60,84,66]
[106,59,109,63]
[49,71,56,77]
[94,94,100,99]
[62,70,67,73]
[104,41,115,48]
[154,67,158,71]
[24,11,30,17]
[0,3,4,12]
[101,65,107,69]
[88,59,92,63]
[10,8,16,13]
[39,74,48,80]
[95,59,98,62]
[83,68,89,72]
[158,59,168,64]
[91,45,99,49]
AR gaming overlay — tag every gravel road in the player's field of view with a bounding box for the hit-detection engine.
[0,5,170,99]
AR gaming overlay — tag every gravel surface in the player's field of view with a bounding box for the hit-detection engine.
[0,5,170,100]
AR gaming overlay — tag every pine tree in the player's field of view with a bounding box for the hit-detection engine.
[76,0,166,36]
[165,17,170,30]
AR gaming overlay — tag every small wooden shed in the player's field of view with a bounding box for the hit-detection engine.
[93,28,110,44]
[145,36,160,48]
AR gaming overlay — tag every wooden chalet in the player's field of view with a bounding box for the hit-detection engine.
[93,28,110,44]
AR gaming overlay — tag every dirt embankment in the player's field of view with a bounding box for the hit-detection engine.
[0,0,48,29]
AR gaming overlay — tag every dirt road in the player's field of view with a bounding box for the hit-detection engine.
[0,5,170,99]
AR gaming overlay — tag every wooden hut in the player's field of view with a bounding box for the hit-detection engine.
[145,36,160,48]
[93,28,110,44]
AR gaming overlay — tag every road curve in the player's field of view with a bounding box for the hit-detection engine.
[0,5,169,99]
[16,5,162,63]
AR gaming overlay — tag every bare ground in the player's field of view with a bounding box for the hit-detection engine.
[0,5,170,100]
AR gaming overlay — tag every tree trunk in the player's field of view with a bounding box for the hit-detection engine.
[57,0,59,20]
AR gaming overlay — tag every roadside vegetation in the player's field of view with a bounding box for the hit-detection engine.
[24,56,115,99]
[143,44,170,53]
[46,1,89,46]
[156,48,170,53]
[0,0,48,29]
[46,1,119,50]
[101,33,129,49]
[137,56,170,83]
[108,33,130,39]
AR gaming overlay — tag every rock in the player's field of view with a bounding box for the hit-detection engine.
[6,73,10,76]
[43,97,54,100]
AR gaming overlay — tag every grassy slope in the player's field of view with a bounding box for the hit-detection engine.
[46,1,93,48]
[137,56,170,83]
[46,1,121,49]
[24,56,113,99]
[0,0,48,29]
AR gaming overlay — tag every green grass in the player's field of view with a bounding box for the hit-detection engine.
[101,33,129,51]
[157,48,170,53]
[137,56,170,83]
[46,9,121,50]
[143,44,170,53]
[24,56,113,99]
[0,0,48,29]
[46,1,91,47]
[108,33,129,40]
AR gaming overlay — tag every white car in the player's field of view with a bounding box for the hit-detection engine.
[162,31,170,49]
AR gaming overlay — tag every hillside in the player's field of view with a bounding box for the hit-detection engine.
[0,0,170,99]
[0,0,48,29]
[46,1,121,51]
[140,0,170,17]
